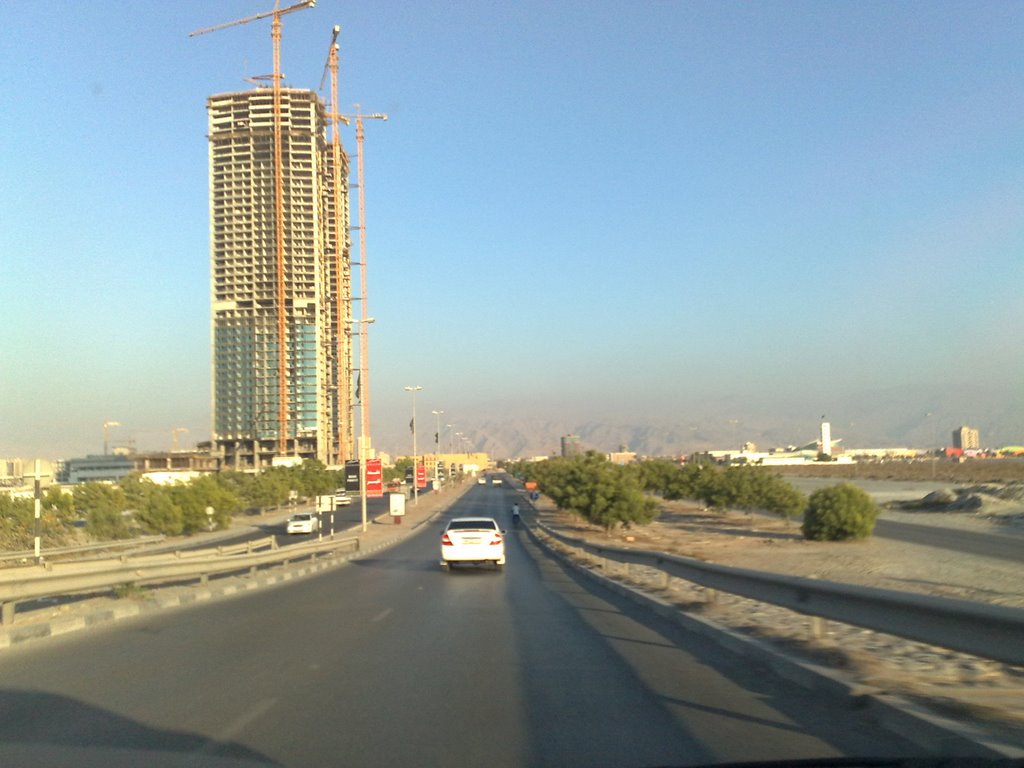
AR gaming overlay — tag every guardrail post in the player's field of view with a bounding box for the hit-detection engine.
[661,570,671,589]
[810,616,824,639]
[706,588,717,604]
[200,573,208,586]
[1,601,13,625]
[249,565,257,577]
[247,541,253,554]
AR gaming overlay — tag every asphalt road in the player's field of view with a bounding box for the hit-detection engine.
[0,485,927,767]
[873,518,1023,563]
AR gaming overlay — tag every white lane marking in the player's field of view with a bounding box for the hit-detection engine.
[371,608,393,623]
[196,697,277,755]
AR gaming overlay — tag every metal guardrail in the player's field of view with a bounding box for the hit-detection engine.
[533,520,1024,667]
[0,536,167,564]
[0,534,359,626]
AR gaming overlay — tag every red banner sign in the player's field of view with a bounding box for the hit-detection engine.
[416,463,427,488]
[365,459,383,498]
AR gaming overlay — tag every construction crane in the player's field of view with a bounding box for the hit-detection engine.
[338,106,387,453]
[190,0,316,458]
[320,26,354,467]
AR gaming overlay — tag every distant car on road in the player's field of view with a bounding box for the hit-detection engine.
[286,512,319,535]
[440,517,505,571]
[334,493,353,506]
[491,477,502,485]
[476,477,486,485]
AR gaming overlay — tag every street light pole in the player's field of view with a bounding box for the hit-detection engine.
[431,410,444,487]
[349,317,375,532]
[103,420,121,456]
[404,385,422,505]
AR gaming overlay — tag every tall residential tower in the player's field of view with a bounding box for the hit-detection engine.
[207,88,353,468]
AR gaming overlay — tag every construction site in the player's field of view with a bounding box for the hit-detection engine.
[194,2,383,472]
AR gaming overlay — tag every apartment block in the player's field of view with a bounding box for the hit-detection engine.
[207,88,352,469]
[952,425,980,450]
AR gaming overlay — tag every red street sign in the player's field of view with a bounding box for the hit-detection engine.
[416,463,427,488]
[365,458,384,498]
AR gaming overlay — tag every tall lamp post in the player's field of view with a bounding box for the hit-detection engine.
[349,317,375,532]
[404,385,423,505]
[431,410,444,487]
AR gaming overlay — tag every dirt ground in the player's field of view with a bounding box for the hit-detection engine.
[539,496,1024,608]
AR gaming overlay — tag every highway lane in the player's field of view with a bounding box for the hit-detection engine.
[0,484,927,767]
[874,518,1023,563]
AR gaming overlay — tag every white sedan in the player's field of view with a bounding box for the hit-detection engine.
[440,517,505,571]
[286,512,319,535]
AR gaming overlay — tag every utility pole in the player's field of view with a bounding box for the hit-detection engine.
[404,386,422,505]
[171,427,189,452]
[339,106,387,457]
[432,410,444,486]
[103,420,120,456]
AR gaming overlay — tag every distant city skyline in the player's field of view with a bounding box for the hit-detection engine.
[2,1,1022,461]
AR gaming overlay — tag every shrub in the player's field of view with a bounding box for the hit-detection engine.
[802,483,879,541]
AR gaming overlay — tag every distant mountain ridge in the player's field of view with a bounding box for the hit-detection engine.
[376,384,1024,459]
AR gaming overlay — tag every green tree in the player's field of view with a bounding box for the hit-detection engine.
[530,452,659,533]
[0,495,34,549]
[42,487,76,524]
[86,505,131,539]
[632,458,681,494]
[119,473,156,512]
[136,490,184,536]
[802,483,879,541]
[75,482,131,540]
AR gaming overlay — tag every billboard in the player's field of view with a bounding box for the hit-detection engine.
[365,458,383,498]
[344,460,361,492]
[416,463,427,488]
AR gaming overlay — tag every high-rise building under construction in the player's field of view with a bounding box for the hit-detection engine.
[206,88,352,469]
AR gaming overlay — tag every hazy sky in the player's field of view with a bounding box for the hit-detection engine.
[2,0,1022,459]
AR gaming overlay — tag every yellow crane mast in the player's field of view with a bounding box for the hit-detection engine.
[320,26,353,466]
[190,1,316,458]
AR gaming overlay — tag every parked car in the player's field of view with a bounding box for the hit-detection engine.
[440,517,505,571]
[286,512,319,535]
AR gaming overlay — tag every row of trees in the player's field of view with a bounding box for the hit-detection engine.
[517,452,659,533]
[634,459,807,520]
[510,454,879,541]
[0,461,344,548]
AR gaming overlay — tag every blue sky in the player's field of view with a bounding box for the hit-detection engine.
[1,0,1022,459]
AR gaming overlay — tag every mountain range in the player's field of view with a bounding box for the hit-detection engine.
[375,383,1024,459]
